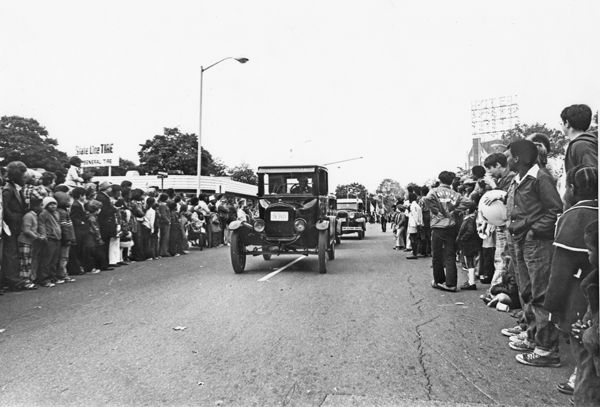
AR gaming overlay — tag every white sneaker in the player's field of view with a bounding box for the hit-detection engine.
[90,269,101,274]
[509,331,528,342]
[501,325,523,337]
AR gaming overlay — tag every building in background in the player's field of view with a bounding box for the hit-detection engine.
[467,95,520,167]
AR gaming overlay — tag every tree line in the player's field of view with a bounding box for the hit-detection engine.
[0,117,257,185]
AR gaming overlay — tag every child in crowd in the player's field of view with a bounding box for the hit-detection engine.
[544,164,598,395]
[116,199,133,264]
[456,202,482,290]
[142,197,156,260]
[406,193,423,260]
[36,197,62,287]
[84,199,104,274]
[17,198,45,290]
[54,192,76,283]
[477,220,496,285]
[571,220,599,406]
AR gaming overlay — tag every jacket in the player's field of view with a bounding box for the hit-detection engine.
[424,185,471,229]
[506,164,563,241]
[2,182,27,233]
[70,200,89,241]
[564,132,598,173]
[96,191,118,239]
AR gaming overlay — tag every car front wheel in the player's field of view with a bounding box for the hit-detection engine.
[230,230,246,273]
[318,230,328,274]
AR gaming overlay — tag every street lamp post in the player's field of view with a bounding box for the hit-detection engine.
[197,57,248,196]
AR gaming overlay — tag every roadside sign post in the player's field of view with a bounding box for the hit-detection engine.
[157,172,168,191]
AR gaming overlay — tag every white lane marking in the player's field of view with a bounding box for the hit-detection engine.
[258,255,308,282]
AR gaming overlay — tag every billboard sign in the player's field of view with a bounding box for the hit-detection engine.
[76,144,119,167]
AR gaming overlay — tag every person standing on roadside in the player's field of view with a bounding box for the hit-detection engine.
[499,139,563,367]
[558,104,598,209]
[157,193,171,257]
[2,161,29,291]
[424,171,471,292]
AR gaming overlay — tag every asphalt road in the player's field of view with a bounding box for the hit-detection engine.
[0,224,576,407]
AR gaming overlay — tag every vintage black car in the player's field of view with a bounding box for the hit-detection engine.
[229,165,338,274]
[336,198,367,239]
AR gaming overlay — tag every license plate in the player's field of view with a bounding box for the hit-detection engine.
[270,212,289,221]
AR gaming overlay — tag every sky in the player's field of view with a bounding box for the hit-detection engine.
[1,0,599,192]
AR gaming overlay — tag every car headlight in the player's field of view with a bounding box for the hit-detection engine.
[294,218,307,232]
[253,219,265,232]
[349,212,355,219]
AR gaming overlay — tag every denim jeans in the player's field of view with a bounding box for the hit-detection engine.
[509,231,559,354]
[431,227,457,287]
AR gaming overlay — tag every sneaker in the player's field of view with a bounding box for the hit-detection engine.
[516,352,561,367]
[509,339,535,352]
[509,331,529,342]
[556,382,574,395]
[501,325,523,337]
[460,282,476,290]
[41,281,55,288]
[90,269,101,274]
[63,277,76,283]
[55,279,66,284]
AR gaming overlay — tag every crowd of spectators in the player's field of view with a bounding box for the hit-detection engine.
[374,104,598,406]
[0,159,254,292]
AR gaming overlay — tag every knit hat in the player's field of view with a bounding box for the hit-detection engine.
[87,199,103,212]
[54,191,70,209]
[42,197,57,208]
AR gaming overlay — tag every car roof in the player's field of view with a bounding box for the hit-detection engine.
[257,165,327,174]
[338,198,364,204]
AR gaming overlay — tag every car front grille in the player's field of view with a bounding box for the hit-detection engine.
[265,207,295,237]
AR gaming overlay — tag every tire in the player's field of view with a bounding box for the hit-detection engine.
[262,245,272,260]
[327,235,335,260]
[318,230,328,274]
[230,230,246,273]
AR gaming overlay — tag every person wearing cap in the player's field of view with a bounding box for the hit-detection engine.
[95,181,117,270]
[36,196,62,286]
[65,156,84,189]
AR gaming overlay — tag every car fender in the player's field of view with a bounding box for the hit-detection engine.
[228,220,253,231]
[316,220,329,230]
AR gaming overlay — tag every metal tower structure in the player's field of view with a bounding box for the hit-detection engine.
[471,95,520,141]
[468,95,520,167]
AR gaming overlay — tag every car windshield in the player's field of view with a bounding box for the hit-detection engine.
[338,203,359,210]
[264,173,314,194]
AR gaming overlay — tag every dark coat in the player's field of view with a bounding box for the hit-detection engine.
[2,182,27,233]
[456,214,482,256]
[96,191,117,240]
[70,200,89,241]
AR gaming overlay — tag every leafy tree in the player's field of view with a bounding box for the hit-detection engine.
[0,116,68,171]
[229,162,257,185]
[375,178,405,211]
[335,182,368,200]
[500,123,569,158]
[207,156,228,177]
[137,127,224,176]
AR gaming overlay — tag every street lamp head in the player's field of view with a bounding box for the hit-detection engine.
[235,57,249,64]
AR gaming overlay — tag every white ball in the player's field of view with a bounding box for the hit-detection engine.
[479,192,508,227]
